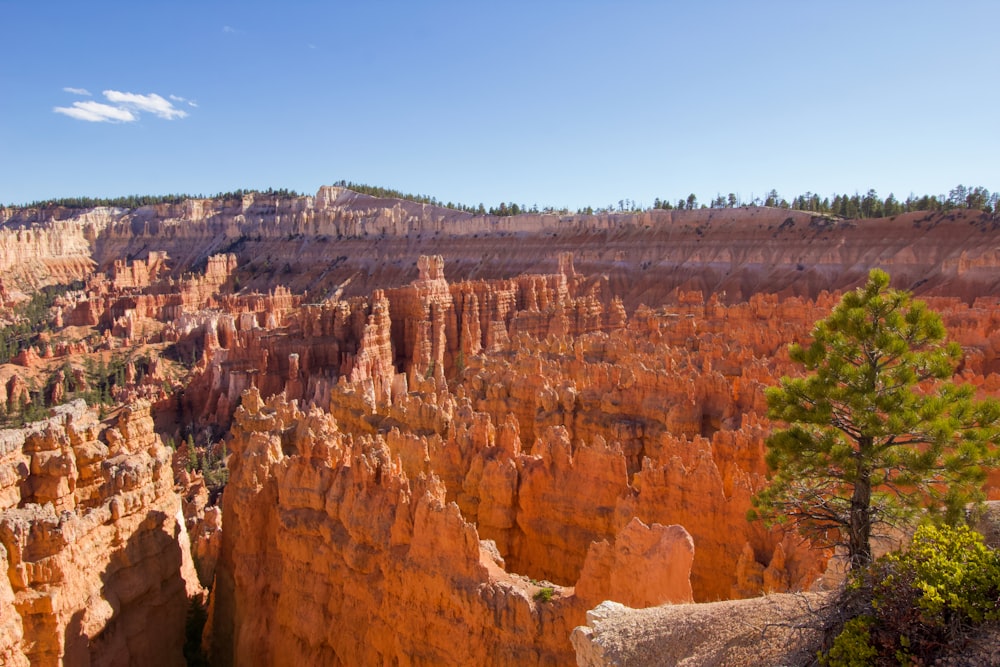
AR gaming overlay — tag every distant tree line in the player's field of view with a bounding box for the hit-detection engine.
[333,180,574,217]
[8,187,301,211]
[12,194,192,210]
[211,187,301,201]
[653,185,999,217]
[486,202,574,216]
[7,182,997,219]
[337,180,998,220]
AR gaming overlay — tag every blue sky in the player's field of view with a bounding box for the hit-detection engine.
[2,1,998,209]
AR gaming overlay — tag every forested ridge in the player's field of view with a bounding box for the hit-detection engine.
[7,187,301,211]
[6,182,997,220]
[337,181,1000,218]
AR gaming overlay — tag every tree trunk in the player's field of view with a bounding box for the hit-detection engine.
[849,448,873,569]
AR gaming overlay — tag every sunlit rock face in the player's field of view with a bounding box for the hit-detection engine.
[6,188,1000,306]
[5,188,1000,666]
[209,388,699,666]
[210,389,577,665]
[202,252,1000,664]
[201,258,816,665]
[0,401,200,666]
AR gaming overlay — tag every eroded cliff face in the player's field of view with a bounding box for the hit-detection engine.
[0,220,96,296]
[211,389,584,666]
[0,400,201,666]
[209,386,698,666]
[198,255,1000,664]
[4,187,1000,666]
[205,258,709,665]
[6,187,1000,307]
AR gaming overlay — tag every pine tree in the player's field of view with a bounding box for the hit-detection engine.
[751,269,1000,569]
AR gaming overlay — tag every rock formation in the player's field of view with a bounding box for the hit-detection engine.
[573,501,1000,667]
[0,400,201,666]
[3,187,1000,665]
[6,188,1000,307]
[197,254,1000,663]
[571,594,830,667]
[208,388,696,666]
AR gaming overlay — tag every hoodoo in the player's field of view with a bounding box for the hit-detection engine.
[1,188,1000,665]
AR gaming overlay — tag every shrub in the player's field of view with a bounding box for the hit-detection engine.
[820,615,877,667]
[533,586,554,603]
[821,523,1000,665]
[885,523,1000,625]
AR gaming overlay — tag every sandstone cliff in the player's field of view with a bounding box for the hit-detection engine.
[197,254,1000,665]
[209,388,695,666]
[4,186,1000,666]
[0,400,201,666]
[5,187,1000,307]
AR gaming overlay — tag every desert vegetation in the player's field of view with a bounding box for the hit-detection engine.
[325,180,1000,218]
[822,524,1000,666]
[6,187,301,211]
[752,269,1000,568]
[9,181,995,223]
[749,270,1000,664]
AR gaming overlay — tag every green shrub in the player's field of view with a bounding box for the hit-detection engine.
[822,523,1000,665]
[883,523,1000,625]
[533,586,554,603]
[820,615,877,667]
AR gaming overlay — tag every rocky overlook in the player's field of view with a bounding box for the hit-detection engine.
[1,187,1000,665]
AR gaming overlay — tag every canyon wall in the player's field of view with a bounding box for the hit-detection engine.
[211,389,583,666]
[192,264,770,662]
[208,386,699,666]
[200,256,1000,664]
[0,400,201,666]
[5,188,1000,308]
[0,220,95,296]
[4,187,1000,665]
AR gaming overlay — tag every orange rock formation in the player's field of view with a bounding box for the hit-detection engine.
[0,401,201,665]
[195,255,1000,664]
[4,188,1000,666]
[209,388,695,665]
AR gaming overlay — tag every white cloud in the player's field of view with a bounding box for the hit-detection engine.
[104,90,187,120]
[55,89,192,123]
[170,94,199,108]
[223,25,239,33]
[53,101,137,123]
